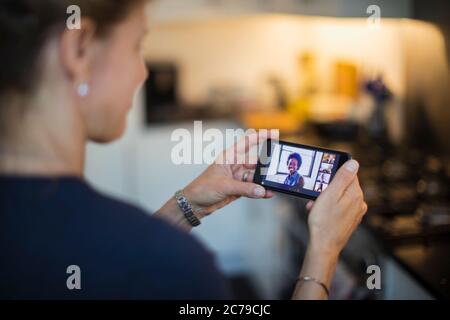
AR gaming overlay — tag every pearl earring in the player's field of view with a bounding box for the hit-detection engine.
[77,83,89,97]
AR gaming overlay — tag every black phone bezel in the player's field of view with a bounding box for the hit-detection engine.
[253,139,351,200]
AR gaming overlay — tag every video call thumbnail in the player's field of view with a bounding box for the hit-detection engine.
[261,142,339,196]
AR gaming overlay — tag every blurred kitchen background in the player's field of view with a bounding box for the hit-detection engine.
[84,0,449,300]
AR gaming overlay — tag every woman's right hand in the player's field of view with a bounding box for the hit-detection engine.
[306,159,367,257]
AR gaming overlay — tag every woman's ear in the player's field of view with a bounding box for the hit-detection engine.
[58,18,98,86]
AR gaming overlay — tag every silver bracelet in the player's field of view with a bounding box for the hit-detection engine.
[174,190,201,227]
[297,276,330,297]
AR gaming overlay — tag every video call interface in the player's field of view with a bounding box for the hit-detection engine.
[261,142,340,197]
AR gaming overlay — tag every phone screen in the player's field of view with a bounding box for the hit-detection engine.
[254,140,350,200]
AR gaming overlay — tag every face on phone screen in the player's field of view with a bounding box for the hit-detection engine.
[257,140,346,199]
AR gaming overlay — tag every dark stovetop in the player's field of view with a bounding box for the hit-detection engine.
[355,143,450,299]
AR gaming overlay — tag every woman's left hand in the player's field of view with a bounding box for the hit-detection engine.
[183,130,278,219]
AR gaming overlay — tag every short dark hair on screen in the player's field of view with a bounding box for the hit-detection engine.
[287,152,302,170]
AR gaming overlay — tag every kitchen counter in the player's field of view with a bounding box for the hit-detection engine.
[366,225,450,299]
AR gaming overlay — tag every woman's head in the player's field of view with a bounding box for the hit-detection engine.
[0,0,148,143]
[287,153,302,174]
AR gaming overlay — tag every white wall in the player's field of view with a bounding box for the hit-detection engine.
[143,15,408,106]
[143,15,312,109]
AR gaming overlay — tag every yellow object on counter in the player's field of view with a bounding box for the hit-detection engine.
[334,61,359,98]
[287,96,311,121]
[240,111,304,134]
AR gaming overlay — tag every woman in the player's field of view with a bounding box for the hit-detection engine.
[284,152,305,191]
[0,0,367,299]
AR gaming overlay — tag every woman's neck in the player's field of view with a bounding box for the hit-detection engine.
[0,142,85,178]
[0,99,86,177]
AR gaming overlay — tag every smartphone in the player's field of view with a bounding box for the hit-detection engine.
[253,139,352,200]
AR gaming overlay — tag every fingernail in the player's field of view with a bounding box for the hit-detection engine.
[253,186,266,197]
[345,160,359,173]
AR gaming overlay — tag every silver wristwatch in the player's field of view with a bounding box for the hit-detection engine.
[174,190,201,227]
